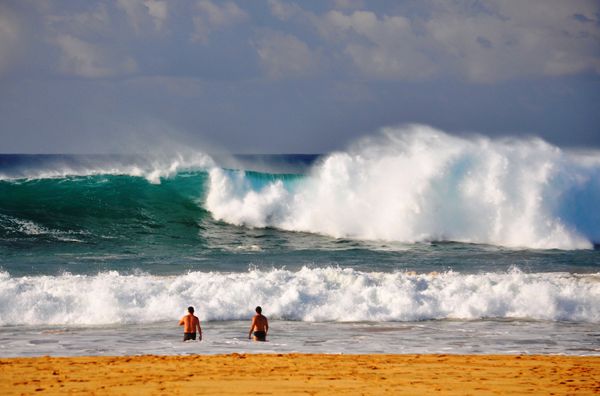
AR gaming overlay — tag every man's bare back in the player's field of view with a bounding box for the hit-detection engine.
[248,306,268,341]
[179,306,202,341]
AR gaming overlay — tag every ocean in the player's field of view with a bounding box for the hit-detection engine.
[1,127,599,357]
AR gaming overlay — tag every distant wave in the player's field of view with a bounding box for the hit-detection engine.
[0,268,598,325]
[206,125,600,249]
[0,153,214,184]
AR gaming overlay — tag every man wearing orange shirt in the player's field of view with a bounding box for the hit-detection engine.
[179,306,202,341]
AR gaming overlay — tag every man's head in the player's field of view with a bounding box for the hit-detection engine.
[188,306,194,314]
[255,306,262,314]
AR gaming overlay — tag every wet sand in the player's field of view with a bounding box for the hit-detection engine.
[1,354,598,395]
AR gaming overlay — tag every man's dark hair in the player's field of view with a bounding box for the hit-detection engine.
[188,306,194,313]
[255,306,262,314]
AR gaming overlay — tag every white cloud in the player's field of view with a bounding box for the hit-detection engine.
[331,0,366,10]
[9,0,600,84]
[117,0,144,33]
[302,0,600,82]
[423,0,600,82]
[45,4,110,36]
[43,3,143,78]
[144,0,168,31]
[254,31,319,79]
[117,0,169,34]
[268,0,302,21]
[55,34,137,78]
[192,1,248,43]
[319,10,438,80]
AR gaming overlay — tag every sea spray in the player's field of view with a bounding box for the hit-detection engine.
[0,152,214,183]
[206,125,600,249]
[1,268,598,325]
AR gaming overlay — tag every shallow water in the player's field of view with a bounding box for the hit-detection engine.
[1,319,598,357]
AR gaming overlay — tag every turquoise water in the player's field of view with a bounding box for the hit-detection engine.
[2,169,598,277]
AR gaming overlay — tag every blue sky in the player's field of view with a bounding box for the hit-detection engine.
[0,0,599,153]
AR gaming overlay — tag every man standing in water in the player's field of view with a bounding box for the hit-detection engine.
[248,306,269,341]
[179,306,202,341]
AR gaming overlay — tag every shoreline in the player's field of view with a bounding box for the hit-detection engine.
[1,353,598,395]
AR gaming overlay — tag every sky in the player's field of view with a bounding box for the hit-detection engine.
[0,0,599,154]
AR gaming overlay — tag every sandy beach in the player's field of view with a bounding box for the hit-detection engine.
[1,354,598,395]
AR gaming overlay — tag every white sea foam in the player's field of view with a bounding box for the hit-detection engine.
[0,268,598,326]
[0,214,87,241]
[206,125,600,249]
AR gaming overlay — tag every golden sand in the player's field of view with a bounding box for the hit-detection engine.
[1,354,598,395]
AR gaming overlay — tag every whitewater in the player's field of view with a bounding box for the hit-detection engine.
[1,269,599,325]
[207,125,600,250]
[1,125,599,356]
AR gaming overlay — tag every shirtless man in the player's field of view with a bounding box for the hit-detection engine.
[248,306,269,341]
[179,306,202,341]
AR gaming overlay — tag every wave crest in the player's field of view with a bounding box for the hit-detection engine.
[206,125,600,249]
[0,153,214,184]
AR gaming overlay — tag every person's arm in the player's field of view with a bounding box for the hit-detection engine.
[248,317,256,339]
[265,318,269,335]
[179,316,185,326]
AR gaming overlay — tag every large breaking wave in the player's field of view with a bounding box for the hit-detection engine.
[0,268,598,325]
[207,125,600,250]
[1,125,600,250]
